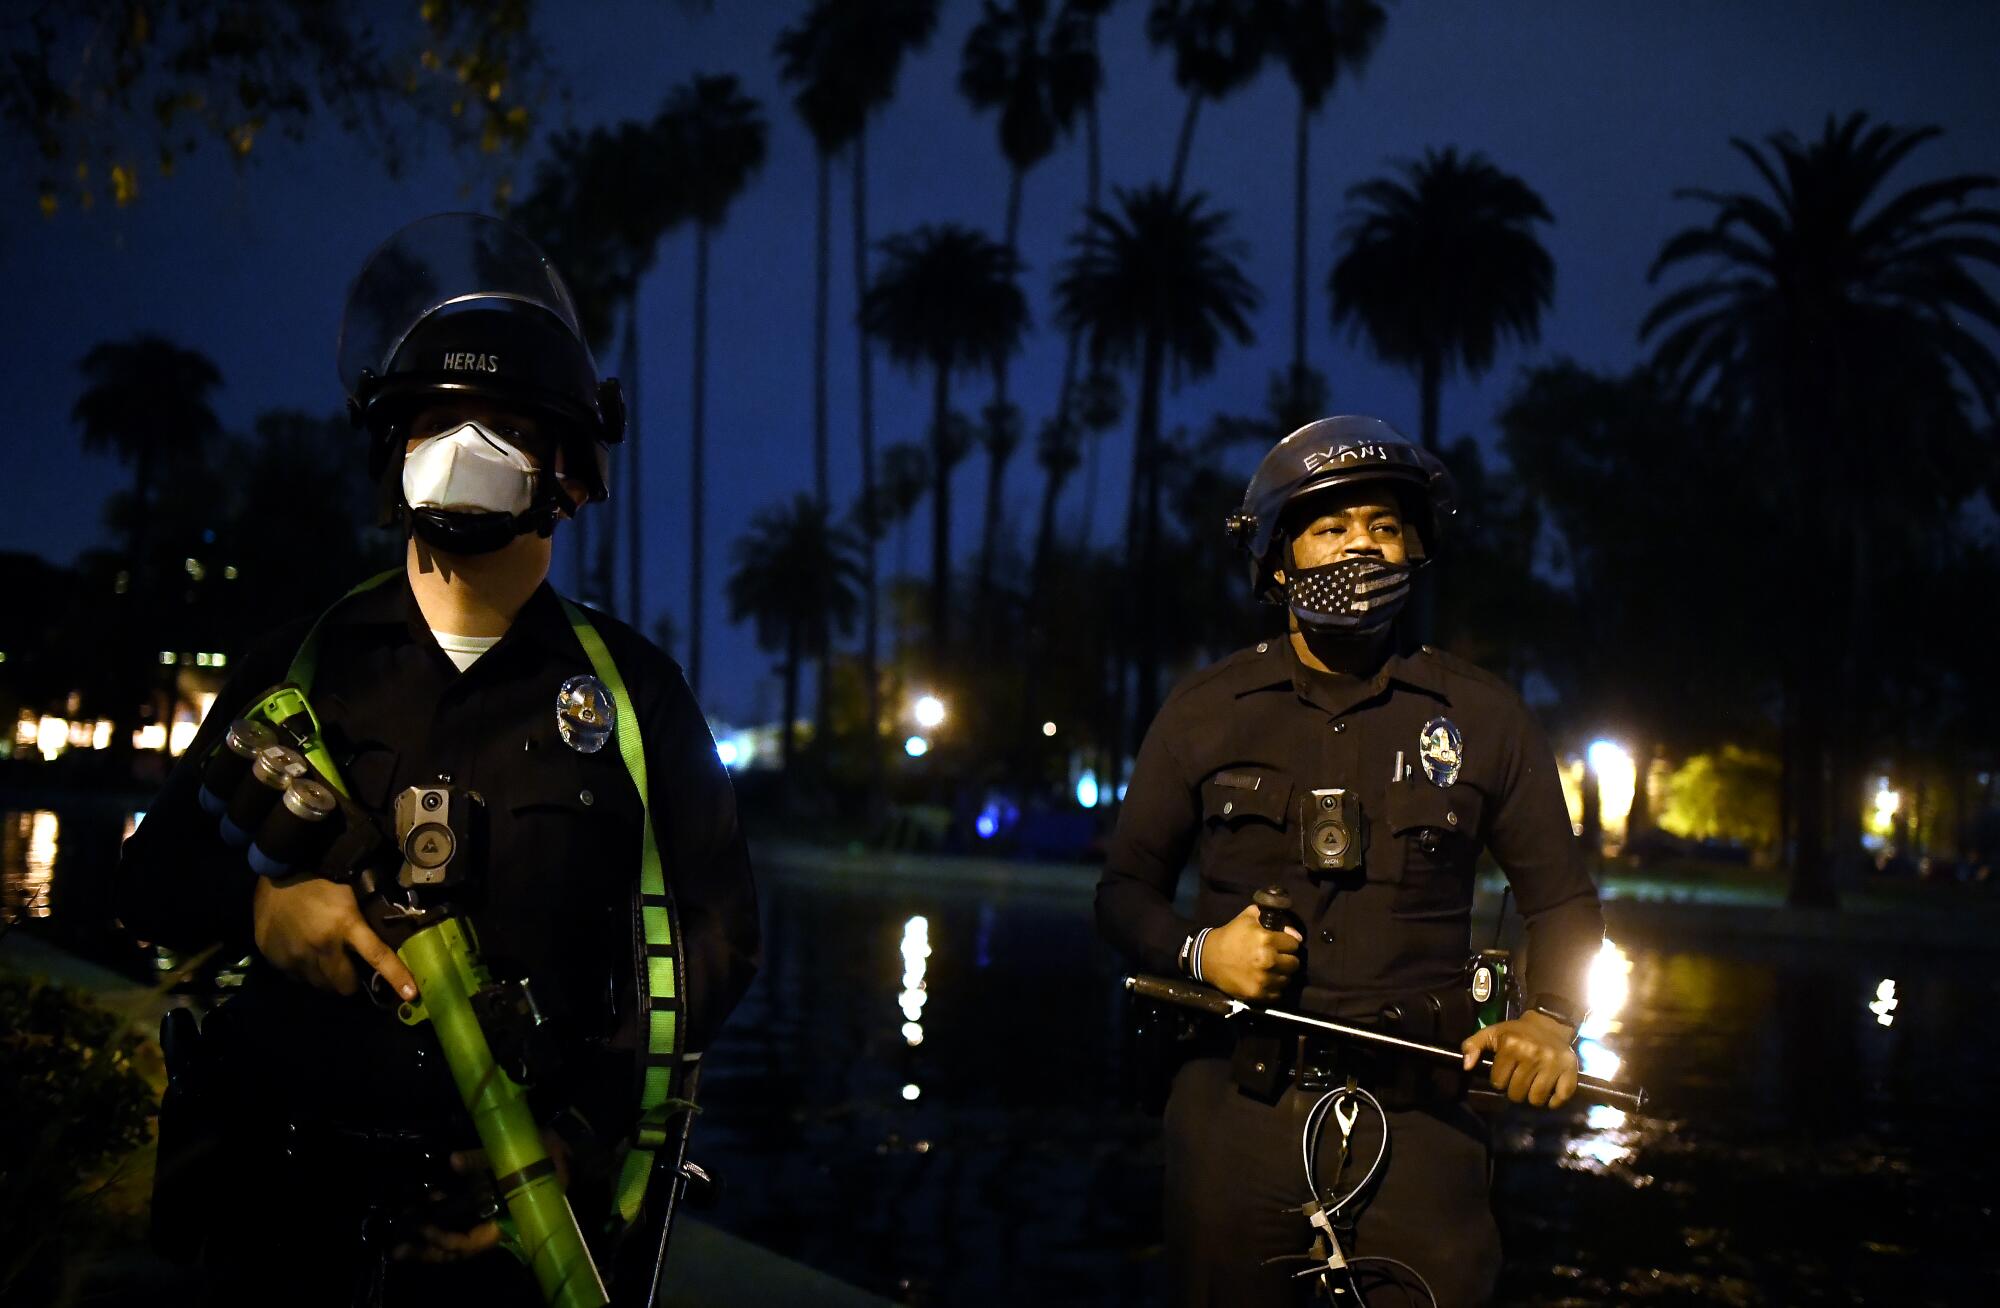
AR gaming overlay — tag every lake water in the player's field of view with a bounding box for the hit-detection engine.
[6,805,1997,1306]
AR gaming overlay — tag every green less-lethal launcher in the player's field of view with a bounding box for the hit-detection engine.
[237,680,609,1307]
[397,917,608,1308]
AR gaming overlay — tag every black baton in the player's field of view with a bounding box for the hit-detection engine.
[1126,973,1646,1113]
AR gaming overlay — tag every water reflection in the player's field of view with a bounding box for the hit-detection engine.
[899,914,930,1046]
[4,821,1995,1305]
[2,809,59,920]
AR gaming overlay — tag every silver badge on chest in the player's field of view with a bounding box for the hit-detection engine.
[556,674,616,754]
[1418,716,1462,788]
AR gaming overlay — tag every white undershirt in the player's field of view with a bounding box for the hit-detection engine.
[433,630,503,672]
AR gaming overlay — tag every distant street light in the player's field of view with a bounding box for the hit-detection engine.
[913,695,947,730]
[905,735,930,758]
[1042,721,1057,737]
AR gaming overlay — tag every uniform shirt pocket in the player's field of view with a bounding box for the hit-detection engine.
[1196,766,1295,891]
[488,760,644,1030]
[1380,776,1485,917]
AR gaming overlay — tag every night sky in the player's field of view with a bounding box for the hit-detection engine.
[6,1,1997,723]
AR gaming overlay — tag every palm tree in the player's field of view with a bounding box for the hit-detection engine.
[1145,0,1268,194]
[1266,0,1388,389]
[658,74,768,699]
[862,224,1029,659]
[875,440,935,581]
[960,0,1103,622]
[1330,146,1555,455]
[1056,184,1258,731]
[73,336,224,587]
[1642,113,2000,907]
[727,495,864,783]
[514,122,682,610]
[1029,364,1121,606]
[777,0,939,790]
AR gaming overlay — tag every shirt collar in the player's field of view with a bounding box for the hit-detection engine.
[1229,635,1449,715]
[322,568,582,663]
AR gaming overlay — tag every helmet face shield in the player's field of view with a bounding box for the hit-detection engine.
[338,212,589,400]
[340,212,623,504]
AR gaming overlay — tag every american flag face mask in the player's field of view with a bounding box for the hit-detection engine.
[1284,556,1413,634]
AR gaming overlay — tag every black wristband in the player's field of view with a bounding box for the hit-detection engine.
[1527,991,1586,1035]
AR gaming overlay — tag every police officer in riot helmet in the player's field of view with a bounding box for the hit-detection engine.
[116,213,758,1305]
[1097,416,1605,1307]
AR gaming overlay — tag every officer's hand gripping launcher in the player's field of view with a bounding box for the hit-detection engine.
[364,786,609,1308]
[199,686,610,1308]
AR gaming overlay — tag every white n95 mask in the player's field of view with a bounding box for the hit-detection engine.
[401,422,539,515]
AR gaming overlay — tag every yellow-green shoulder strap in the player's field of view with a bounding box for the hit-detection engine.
[555,595,686,1227]
[286,568,402,695]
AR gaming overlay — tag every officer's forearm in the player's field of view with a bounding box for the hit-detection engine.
[1094,873,1197,977]
[1519,894,1604,1011]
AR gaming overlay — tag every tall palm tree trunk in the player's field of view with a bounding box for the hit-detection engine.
[929,363,953,660]
[690,225,710,695]
[1418,351,1442,452]
[1412,350,1444,644]
[813,148,832,507]
[977,167,1028,639]
[1133,330,1167,730]
[622,314,643,628]
[1075,97,1105,551]
[781,621,802,797]
[1292,94,1310,379]
[853,124,883,810]
[1168,95,1202,195]
[810,146,835,760]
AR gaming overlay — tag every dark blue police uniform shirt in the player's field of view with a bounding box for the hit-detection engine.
[1096,637,1603,1015]
[116,571,759,1139]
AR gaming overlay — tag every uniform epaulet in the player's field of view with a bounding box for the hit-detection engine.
[1416,644,1516,700]
[1164,641,1286,707]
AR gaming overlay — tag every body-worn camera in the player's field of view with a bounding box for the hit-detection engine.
[1299,787,1366,872]
[392,784,481,890]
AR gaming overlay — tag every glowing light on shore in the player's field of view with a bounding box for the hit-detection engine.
[1588,740,1636,832]
[913,695,946,730]
[35,716,67,762]
[904,735,929,758]
[1076,770,1099,809]
[1869,782,1900,837]
[901,1083,921,1102]
[1869,978,1898,1027]
[1042,721,1057,737]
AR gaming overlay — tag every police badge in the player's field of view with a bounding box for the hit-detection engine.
[556,674,616,753]
[1418,716,1463,788]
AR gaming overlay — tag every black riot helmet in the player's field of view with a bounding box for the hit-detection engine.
[338,213,626,513]
[1225,415,1457,603]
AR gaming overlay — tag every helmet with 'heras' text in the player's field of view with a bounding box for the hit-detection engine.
[337,212,626,550]
[1226,415,1457,604]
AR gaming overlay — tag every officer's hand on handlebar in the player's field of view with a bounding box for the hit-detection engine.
[1459,1011,1580,1109]
[1203,903,1303,1003]
[252,875,419,1001]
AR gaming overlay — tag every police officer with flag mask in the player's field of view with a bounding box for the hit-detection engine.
[116,213,758,1306]
[1096,416,1604,1307]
